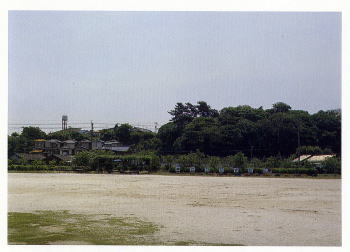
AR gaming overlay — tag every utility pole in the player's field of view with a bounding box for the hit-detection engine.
[90,120,94,141]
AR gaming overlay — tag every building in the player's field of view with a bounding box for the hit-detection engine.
[44,139,61,155]
[92,140,104,150]
[102,140,130,153]
[12,138,131,164]
[60,140,77,156]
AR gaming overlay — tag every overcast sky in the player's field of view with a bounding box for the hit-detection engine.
[8,11,341,130]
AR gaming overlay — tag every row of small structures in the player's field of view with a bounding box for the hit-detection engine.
[171,164,262,174]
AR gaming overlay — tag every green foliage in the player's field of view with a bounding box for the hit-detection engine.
[48,160,57,166]
[72,151,161,173]
[133,137,161,152]
[114,124,133,144]
[271,102,292,113]
[157,122,182,153]
[159,101,340,158]
[248,158,264,168]
[8,165,72,172]
[225,152,248,168]
[31,160,45,168]
[21,127,46,140]
[8,135,32,157]
[8,211,159,245]
[322,157,341,174]
[271,167,317,175]
[296,145,323,155]
[47,130,87,141]
[264,157,281,169]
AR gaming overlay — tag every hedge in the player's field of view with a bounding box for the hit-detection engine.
[8,165,73,172]
[271,167,317,175]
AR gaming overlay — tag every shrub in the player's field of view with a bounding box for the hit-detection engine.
[322,157,341,174]
[296,146,323,155]
[264,156,281,169]
[271,167,317,175]
[225,152,247,168]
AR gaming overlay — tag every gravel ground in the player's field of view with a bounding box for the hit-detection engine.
[8,173,341,246]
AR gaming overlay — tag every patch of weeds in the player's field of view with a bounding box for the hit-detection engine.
[8,211,159,245]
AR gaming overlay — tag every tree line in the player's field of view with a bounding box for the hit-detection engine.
[8,101,341,159]
[157,101,341,158]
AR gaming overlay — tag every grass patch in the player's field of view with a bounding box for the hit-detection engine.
[8,210,159,245]
[8,211,243,245]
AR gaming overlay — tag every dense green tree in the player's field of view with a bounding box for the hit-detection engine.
[311,110,341,153]
[47,130,88,141]
[219,105,266,124]
[177,117,222,155]
[8,135,30,157]
[157,122,182,153]
[114,123,133,144]
[21,127,46,140]
[196,101,219,118]
[99,128,115,141]
[271,102,292,113]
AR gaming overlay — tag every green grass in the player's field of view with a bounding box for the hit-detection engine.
[8,210,159,245]
[8,210,243,245]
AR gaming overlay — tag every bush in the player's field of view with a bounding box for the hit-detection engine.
[8,165,73,172]
[225,152,247,168]
[271,167,317,175]
[297,146,323,155]
[264,156,281,169]
[322,157,341,174]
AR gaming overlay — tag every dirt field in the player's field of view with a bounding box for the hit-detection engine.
[8,173,341,246]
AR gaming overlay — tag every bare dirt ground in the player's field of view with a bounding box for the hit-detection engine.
[8,173,341,246]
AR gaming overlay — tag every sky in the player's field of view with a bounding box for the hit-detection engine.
[8,11,341,131]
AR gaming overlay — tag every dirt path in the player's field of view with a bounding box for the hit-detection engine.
[8,173,341,246]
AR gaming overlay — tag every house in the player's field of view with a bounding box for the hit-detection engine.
[92,140,103,150]
[33,139,45,150]
[60,140,76,156]
[44,139,61,155]
[28,138,129,158]
[102,140,130,153]
[77,140,91,151]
